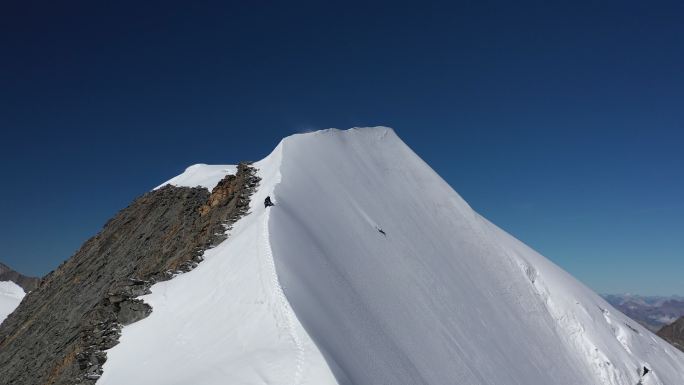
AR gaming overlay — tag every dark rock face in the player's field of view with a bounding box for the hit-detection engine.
[0,263,41,292]
[0,163,259,385]
[657,317,684,352]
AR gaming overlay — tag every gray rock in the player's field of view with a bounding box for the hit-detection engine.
[0,262,41,292]
[657,316,684,352]
[0,163,260,385]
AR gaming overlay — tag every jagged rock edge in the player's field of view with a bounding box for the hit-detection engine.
[75,163,261,383]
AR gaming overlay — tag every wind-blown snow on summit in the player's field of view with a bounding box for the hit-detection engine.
[100,127,684,385]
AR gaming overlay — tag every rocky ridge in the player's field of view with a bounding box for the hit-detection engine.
[0,163,259,385]
[657,316,684,352]
[0,263,41,293]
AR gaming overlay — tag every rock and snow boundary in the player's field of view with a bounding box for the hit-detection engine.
[99,143,336,385]
[99,127,684,385]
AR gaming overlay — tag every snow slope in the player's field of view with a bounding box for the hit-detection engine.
[154,163,237,190]
[100,127,684,385]
[0,281,25,324]
[99,145,337,385]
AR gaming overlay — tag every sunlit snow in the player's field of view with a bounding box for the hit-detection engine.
[100,127,684,385]
[0,281,24,324]
[155,163,237,191]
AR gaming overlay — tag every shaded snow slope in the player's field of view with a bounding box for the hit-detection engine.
[269,127,684,385]
[99,147,336,385]
[0,281,24,324]
[155,163,237,190]
[101,127,683,385]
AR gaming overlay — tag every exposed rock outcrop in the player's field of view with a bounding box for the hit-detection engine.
[0,163,259,385]
[657,316,684,352]
[0,263,41,292]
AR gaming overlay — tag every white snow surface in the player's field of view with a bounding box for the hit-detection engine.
[99,145,337,385]
[155,163,237,190]
[0,280,25,324]
[100,127,684,385]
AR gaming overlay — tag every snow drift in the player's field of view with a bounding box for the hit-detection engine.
[99,127,684,385]
[0,281,25,324]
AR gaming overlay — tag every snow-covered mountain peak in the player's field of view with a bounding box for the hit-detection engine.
[98,127,683,385]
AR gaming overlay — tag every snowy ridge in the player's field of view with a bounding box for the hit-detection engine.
[0,280,25,324]
[100,127,684,385]
[99,143,336,385]
[155,163,237,190]
[261,208,305,385]
[256,143,306,385]
[269,127,683,385]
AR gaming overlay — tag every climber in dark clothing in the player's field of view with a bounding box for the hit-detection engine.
[264,196,274,208]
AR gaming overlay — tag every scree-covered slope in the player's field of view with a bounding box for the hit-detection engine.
[99,127,684,385]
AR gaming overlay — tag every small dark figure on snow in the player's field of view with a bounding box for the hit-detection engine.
[264,196,274,208]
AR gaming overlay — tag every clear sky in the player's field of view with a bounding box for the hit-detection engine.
[1,1,682,295]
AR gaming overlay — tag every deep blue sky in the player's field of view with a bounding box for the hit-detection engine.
[1,1,682,295]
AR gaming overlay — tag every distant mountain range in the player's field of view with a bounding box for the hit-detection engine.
[602,293,684,332]
[602,294,684,352]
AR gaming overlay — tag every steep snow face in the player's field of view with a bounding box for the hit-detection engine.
[268,127,684,385]
[101,127,683,385]
[155,163,237,190]
[0,281,24,324]
[99,147,337,385]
